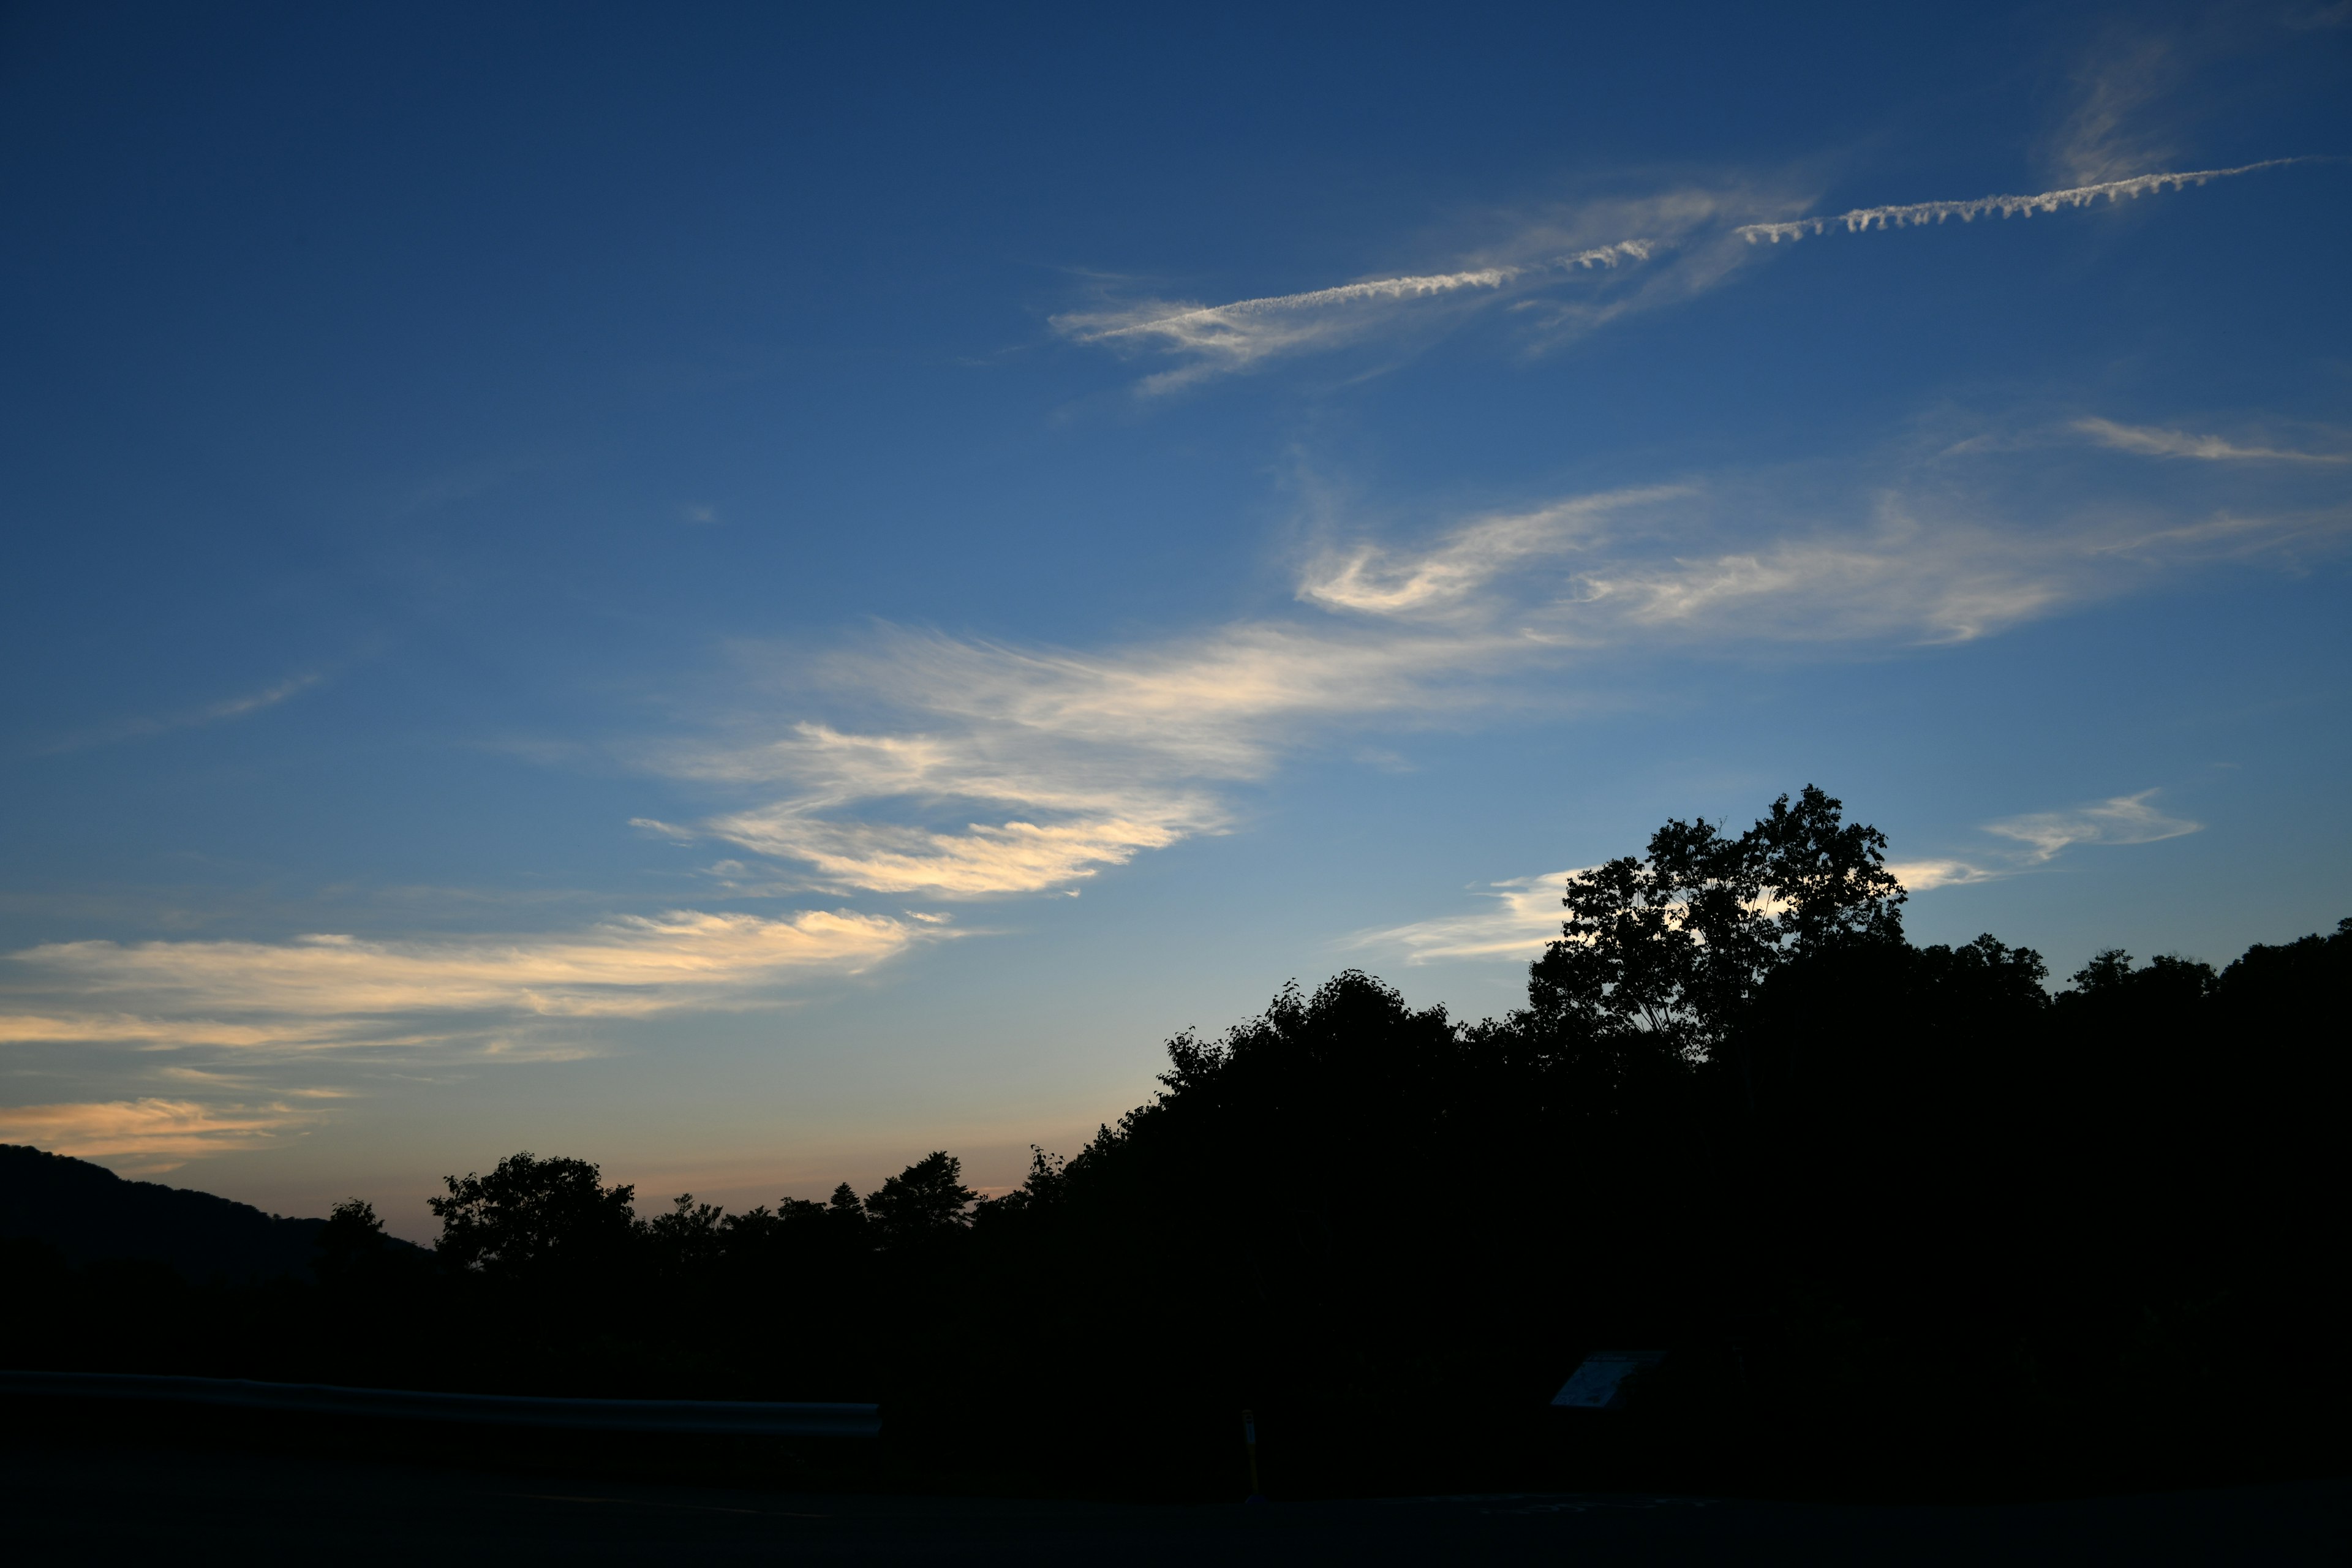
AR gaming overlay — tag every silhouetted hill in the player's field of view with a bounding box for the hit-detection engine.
[0,1145,336,1283]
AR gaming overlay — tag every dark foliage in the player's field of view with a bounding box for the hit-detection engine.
[430,1152,643,1286]
[2,786,2343,1501]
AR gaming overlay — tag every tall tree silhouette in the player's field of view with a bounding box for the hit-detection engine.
[1530,784,1904,1069]
[864,1153,976,1246]
[429,1152,638,1284]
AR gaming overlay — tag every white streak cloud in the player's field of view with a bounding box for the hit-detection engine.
[1314,484,2349,646]
[2,908,933,1054]
[1300,486,1691,617]
[1735,161,2296,244]
[1983,791,2201,862]
[657,626,1514,897]
[1061,157,2310,388]
[2075,417,2349,463]
[0,1098,314,1169]
[1056,242,1656,391]
[1882,791,2206,893]
[1348,870,1580,963]
[1886,859,2008,892]
[40,671,329,755]
[699,809,1194,897]
[651,461,2340,902]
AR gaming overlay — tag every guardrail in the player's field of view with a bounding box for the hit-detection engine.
[0,1369,880,1437]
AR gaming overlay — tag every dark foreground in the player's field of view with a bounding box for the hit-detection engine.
[4,1433,2343,1566]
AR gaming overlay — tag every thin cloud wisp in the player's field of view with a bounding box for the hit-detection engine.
[1055,241,1657,391]
[40,671,330,755]
[1060,159,2310,388]
[658,455,2337,905]
[0,1098,315,1172]
[1983,790,2201,862]
[2075,417,2350,463]
[1348,870,1582,963]
[2,908,935,1054]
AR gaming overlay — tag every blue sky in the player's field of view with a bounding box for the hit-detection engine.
[3,2,2346,1234]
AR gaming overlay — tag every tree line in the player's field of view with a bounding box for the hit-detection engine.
[6,786,2345,1499]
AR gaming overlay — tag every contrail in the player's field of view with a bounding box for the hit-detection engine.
[1074,241,1654,343]
[1075,269,1514,342]
[1737,159,2301,244]
[1068,160,2312,372]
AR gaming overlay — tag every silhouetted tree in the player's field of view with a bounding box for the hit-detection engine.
[864,1152,975,1245]
[644,1193,727,1280]
[974,1147,1069,1227]
[1529,785,1904,1069]
[429,1152,638,1283]
[10,800,2344,1499]
[313,1197,391,1285]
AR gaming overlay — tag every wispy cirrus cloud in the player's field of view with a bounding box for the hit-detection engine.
[1883,858,2012,893]
[1298,485,1691,616]
[1302,473,2349,644]
[2,908,935,1055]
[691,809,1197,898]
[1060,157,2311,390]
[39,671,329,755]
[1054,186,1771,391]
[644,448,2341,903]
[2074,417,2349,463]
[1890,790,2204,890]
[0,1098,315,1171]
[2048,30,2187,187]
[1529,510,2075,646]
[1055,240,1659,393]
[0,1014,341,1048]
[646,624,1520,898]
[1348,870,1581,963]
[1983,790,2201,862]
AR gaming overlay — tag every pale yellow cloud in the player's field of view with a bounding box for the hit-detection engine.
[1885,859,2007,892]
[3,908,932,1052]
[1300,486,1689,617]
[0,1014,334,1047]
[840,623,1497,759]
[701,808,1199,897]
[645,458,2339,903]
[0,1097,312,1169]
[652,624,1524,897]
[1349,870,1581,963]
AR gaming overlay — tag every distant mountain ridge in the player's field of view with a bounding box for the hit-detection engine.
[0,1144,332,1283]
